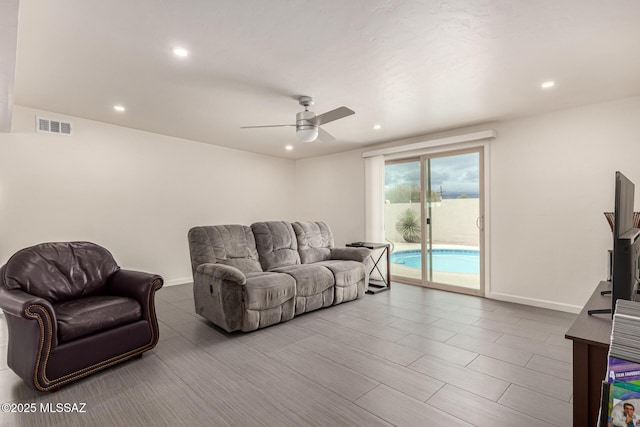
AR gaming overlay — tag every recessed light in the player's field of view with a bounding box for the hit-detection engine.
[113,105,126,112]
[541,80,556,89]
[172,47,190,58]
[285,145,294,151]
[373,124,382,130]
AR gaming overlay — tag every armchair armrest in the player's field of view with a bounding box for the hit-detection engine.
[330,247,372,263]
[0,286,58,348]
[196,263,246,285]
[0,286,56,321]
[108,270,163,320]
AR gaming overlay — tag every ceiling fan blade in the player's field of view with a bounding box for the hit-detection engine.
[317,127,336,142]
[240,124,295,129]
[311,107,355,126]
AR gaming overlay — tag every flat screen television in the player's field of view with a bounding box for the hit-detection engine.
[590,171,640,317]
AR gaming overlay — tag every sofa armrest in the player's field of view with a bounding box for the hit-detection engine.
[108,269,163,319]
[330,247,372,263]
[192,263,246,332]
[196,263,246,285]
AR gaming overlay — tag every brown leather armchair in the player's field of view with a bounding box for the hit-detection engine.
[0,241,163,391]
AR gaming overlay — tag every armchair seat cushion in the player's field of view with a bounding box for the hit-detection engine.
[54,295,142,343]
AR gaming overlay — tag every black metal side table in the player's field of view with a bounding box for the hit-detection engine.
[346,242,390,294]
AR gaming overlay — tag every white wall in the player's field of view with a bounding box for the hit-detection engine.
[0,106,296,285]
[294,96,640,312]
[4,97,640,311]
[295,149,366,247]
[490,96,640,311]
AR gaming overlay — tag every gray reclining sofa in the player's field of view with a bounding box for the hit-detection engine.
[188,221,371,332]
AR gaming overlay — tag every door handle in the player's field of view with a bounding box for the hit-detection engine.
[476,216,483,230]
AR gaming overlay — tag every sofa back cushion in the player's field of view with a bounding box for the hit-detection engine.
[1,241,120,303]
[251,221,301,271]
[292,221,335,264]
[188,225,262,274]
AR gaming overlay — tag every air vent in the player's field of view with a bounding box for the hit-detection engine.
[36,116,72,135]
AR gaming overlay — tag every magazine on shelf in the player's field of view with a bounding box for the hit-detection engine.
[608,356,640,383]
[601,300,640,426]
[607,382,640,427]
[609,300,640,366]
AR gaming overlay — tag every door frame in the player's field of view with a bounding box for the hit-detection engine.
[421,147,484,296]
[388,144,487,297]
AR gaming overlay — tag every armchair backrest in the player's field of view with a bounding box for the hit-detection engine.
[188,225,263,274]
[251,221,300,271]
[292,221,335,264]
[0,242,120,303]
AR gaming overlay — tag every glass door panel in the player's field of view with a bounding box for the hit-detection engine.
[423,150,482,292]
[384,159,423,283]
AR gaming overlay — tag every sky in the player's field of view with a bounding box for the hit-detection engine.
[385,152,480,198]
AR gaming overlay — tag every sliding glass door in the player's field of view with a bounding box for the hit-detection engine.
[384,147,484,295]
[384,159,422,282]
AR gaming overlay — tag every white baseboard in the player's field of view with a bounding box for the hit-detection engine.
[163,277,192,287]
[486,290,582,314]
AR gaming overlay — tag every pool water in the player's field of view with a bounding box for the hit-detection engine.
[390,249,480,274]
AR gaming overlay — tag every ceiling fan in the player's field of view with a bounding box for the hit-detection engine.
[241,96,355,142]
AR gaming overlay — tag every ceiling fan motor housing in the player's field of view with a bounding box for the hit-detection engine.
[296,110,318,142]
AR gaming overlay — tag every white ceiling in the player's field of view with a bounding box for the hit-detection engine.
[9,0,640,159]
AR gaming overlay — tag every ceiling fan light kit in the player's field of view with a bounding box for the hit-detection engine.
[296,109,319,142]
[241,96,354,143]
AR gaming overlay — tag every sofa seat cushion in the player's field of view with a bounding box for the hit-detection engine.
[313,260,365,287]
[314,260,367,304]
[244,272,296,310]
[272,264,335,314]
[54,296,142,343]
[272,265,334,296]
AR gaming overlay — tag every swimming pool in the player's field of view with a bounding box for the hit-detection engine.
[390,249,480,274]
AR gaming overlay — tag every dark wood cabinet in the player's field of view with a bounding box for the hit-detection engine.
[565,281,612,427]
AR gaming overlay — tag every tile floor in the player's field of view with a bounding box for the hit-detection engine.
[0,282,577,426]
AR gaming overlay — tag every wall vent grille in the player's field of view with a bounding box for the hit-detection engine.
[36,117,72,135]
